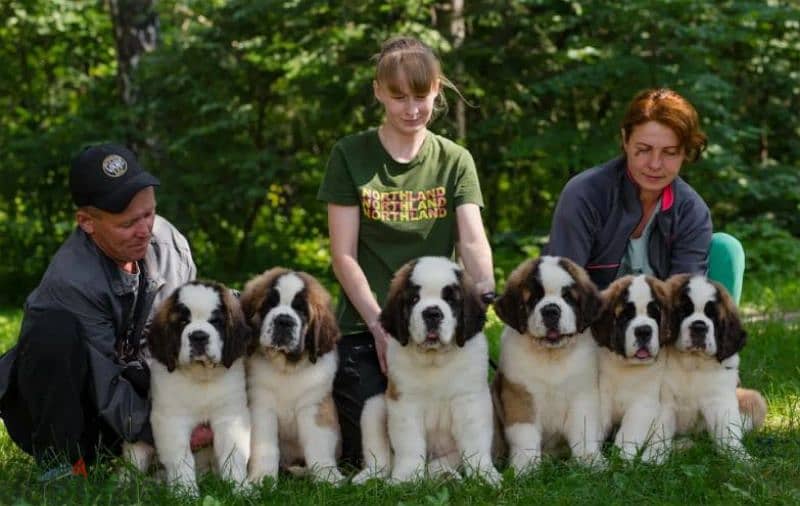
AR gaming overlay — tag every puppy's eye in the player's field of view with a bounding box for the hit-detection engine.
[209,317,223,327]
[704,301,718,320]
[680,298,694,316]
[562,288,576,305]
[409,294,420,305]
[647,301,661,319]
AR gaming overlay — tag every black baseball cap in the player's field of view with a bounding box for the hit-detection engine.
[70,143,160,213]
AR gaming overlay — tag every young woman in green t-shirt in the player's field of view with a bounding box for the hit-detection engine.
[317,36,495,466]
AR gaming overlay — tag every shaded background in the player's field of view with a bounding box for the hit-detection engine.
[1,0,799,303]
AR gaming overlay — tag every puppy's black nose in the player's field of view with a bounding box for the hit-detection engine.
[540,303,561,327]
[274,314,296,329]
[189,330,209,347]
[634,325,652,345]
[689,320,708,335]
[422,306,444,325]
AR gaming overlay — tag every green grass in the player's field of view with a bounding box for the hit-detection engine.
[1,302,799,505]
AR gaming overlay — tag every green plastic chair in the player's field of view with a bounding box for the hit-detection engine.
[707,232,745,305]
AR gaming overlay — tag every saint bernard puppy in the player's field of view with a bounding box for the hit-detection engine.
[492,256,604,473]
[354,256,501,485]
[124,280,252,496]
[660,274,767,459]
[591,274,672,463]
[241,268,344,484]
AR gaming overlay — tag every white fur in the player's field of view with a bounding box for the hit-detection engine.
[527,256,579,345]
[597,275,670,463]
[247,273,343,485]
[124,284,251,496]
[257,273,307,352]
[149,360,251,495]
[498,257,604,473]
[661,276,752,459]
[500,326,604,472]
[356,257,500,486]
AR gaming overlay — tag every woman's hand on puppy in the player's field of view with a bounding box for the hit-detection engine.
[368,318,390,374]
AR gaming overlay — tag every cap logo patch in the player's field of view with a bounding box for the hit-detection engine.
[102,154,128,178]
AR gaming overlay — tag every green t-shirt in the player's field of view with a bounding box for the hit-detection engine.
[317,129,484,335]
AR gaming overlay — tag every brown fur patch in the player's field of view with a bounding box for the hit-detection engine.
[386,379,400,401]
[314,394,339,429]
[736,387,767,430]
[380,261,417,344]
[240,267,292,336]
[298,271,340,360]
[558,257,602,331]
[494,259,539,334]
[492,372,535,426]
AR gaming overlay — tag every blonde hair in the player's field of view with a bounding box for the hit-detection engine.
[373,36,464,119]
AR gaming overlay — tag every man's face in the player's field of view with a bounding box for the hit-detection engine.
[77,187,156,268]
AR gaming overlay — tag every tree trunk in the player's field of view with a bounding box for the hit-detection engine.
[107,0,159,107]
[451,0,466,142]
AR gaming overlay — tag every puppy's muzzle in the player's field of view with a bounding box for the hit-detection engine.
[540,303,561,329]
[271,314,297,346]
[634,325,652,346]
[689,320,708,349]
[633,325,654,359]
[422,306,444,331]
[189,330,209,356]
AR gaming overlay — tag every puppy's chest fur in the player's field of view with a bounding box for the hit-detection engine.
[598,348,665,424]
[662,348,740,430]
[247,351,337,438]
[500,327,598,432]
[150,360,247,420]
[387,334,490,449]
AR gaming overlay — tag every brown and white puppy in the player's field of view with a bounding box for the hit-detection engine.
[124,280,252,496]
[591,274,672,463]
[354,256,500,486]
[492,255,604,473]
[660,274,766,459]
[241,268,343,484]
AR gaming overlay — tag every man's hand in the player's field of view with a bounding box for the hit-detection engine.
[190,424,213,451]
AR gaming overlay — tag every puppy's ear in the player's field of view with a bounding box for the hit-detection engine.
[221,286,251,368]
[649,277,673,346]
[591,286,616,349]
[380,261,416,346]
[147,289,181,372]
[560,258,602,332]
[494,260,535,334]
[301,273,340,363]
[714,281,747,361]
[665,273,692,346]
[456,269,487,347]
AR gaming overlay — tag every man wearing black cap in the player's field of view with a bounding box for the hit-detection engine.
[0,143,196,478]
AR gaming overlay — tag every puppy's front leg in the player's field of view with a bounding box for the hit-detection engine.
[703,397,750,459]
[565,395,605,469]
[615,401,660,462]
[248,401,280,484]
[451,392,501,486]
[152,415,198,496]
[211,411,251,489]
[353,394,391,484]
[297,396,344,484]
[505,422,542,474]
[387,398,426,483]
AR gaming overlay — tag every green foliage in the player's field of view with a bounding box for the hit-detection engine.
[0,0,799,302]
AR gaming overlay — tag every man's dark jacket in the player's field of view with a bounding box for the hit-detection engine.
[0,215,195,442]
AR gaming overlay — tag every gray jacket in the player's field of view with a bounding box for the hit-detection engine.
[545,156,712,289]
[0,215,195,442]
